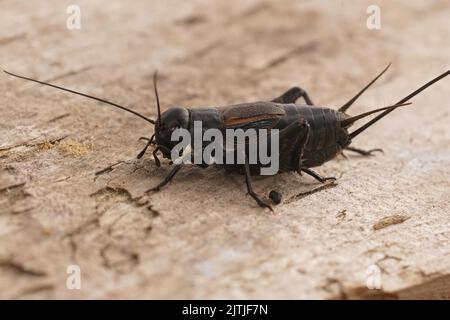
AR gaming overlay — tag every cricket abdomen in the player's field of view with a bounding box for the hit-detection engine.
[277,104,351,168]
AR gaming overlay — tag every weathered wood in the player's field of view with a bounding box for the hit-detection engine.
[0,0,449,299]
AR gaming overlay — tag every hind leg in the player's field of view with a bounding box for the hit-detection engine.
[264,118,311,205]
[345,146,383,156]
[300,168,336,183]
[278,118,311,170]
[271,87,314,105]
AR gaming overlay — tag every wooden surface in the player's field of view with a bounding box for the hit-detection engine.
[0,0,449,299]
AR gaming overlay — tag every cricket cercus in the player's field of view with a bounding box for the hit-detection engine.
[3,65,449,210]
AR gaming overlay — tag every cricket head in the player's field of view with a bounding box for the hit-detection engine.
[150,72,191,159]
[154,106,190,157]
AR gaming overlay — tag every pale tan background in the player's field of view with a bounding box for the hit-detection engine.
[0,0,449,299]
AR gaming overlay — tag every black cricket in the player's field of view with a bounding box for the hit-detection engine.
[4,65,449,210]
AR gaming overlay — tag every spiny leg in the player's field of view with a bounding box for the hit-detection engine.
[265,117,310,204]
[271,87,314,105]
[345,146,383,156]
[278,117,310,170]
[301,167,336,183]
[244,155,273,211]
[146,164,183,193]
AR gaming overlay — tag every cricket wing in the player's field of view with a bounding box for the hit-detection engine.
[220,102,286,130]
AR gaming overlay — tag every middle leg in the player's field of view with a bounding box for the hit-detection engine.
[244,154,273,211]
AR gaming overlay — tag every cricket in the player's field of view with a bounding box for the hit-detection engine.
[3,65,449,210]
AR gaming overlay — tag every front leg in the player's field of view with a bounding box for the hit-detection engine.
[145,150,190,193]
[145,164,183,193]
[271,86,314,105]
[145,146,191,193]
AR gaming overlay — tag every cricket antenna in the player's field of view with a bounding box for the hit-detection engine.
[349,69,450,139]
[338,63,391,113]
[153,71,162,126]
[3,69,156,125]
